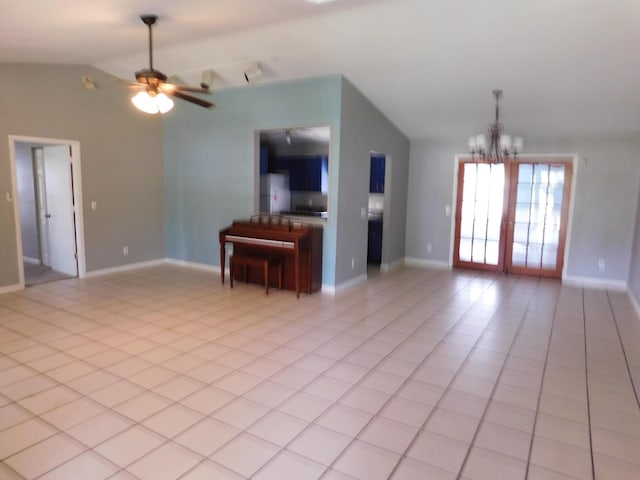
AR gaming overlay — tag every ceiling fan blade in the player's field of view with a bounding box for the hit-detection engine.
[168,90,214,108]
[161,83,211,94]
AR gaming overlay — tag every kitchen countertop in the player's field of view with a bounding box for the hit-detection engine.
[280,210,327,218]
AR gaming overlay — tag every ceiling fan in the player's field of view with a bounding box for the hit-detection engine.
[130,14,213,113]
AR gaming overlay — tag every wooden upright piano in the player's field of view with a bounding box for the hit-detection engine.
[219,215,323,296]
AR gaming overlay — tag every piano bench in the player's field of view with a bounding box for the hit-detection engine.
[229,254,283,295]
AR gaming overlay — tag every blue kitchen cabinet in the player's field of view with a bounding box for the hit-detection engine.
[305,156,329,192]
[367,218,383,264]
[270,155,328,192]
[370,154,385,193]
[288,159,307,191]
[260,146,270,175]
[269,156,289,173]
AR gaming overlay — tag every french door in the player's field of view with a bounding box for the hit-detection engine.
[453,158,572,278]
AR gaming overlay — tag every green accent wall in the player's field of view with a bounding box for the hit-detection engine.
[163,75,342,284]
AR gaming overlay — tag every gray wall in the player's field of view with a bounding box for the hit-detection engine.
[406,134,640,283]
[15,143,39,260]
[163,76,342,284]
[406,139,459,265]
[0,63,165,288]
[337,79,410,283]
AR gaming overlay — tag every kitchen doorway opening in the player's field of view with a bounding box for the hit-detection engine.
[9,135,86,287]
[255,126,330,219]
[367,153,386,271]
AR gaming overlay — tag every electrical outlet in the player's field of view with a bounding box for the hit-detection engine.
[123,246,129,256]
[427,243,432,254]
[598,258,605,273]
[351,258,355,270]
[91,201,97,211]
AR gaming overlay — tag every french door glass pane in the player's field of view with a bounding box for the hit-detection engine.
[486,241,500,264]
[459,238,472,261]
[511,163,566,270]
[527,244,542,266]
[458,163,504,266]
[542,245,558,267]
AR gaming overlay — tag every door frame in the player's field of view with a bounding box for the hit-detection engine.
[450,153,578,279]
[8,135,87,288]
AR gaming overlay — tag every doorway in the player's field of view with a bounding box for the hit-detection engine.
[9,136,86,287]
[453,157,573,278]
[367,153,386,270]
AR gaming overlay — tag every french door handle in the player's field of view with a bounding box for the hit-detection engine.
[45,214,51,218]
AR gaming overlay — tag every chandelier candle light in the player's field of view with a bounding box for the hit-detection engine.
[468,89,522,163]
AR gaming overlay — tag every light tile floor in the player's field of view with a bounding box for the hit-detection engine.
[1,265,639,479]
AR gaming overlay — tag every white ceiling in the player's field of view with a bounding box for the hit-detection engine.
[3,0,640,141]
[261,126,331,150]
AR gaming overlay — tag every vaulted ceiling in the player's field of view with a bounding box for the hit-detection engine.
[3,0,639,141]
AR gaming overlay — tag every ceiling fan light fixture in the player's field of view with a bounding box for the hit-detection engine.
[131,14,213,112]
[132,90,174,114]
[155,92,174,113]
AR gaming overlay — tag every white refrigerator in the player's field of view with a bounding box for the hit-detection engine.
[259,174,291,214]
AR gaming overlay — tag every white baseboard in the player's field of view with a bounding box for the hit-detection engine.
[83,259,167,278]
[166,258,223,273]
[322,273,367,295]
[23,256,41,265]
[562,275,628,291]
[0,283,23,295]
[380,258,404,273]
[628,288,640,319]
[404,257,451,270]
[321,284,336,294]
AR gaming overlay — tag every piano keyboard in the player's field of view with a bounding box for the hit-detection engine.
[225,235,295,250]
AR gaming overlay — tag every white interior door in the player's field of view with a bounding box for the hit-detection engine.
[43,145,77,276]
[33,148,51,266]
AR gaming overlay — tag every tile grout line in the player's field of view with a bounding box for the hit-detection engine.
[174,267,451,478]
[318,274,513,479]
[162,268,438,478]
[209,268,466,478]
[246,270,494,479]
[384,274,527,480]
[5,267,638,479]
[522,284,566,480]
[0,280,301,479]
[455,277,549,479]
[581,289,596,480]
[606,291,640,412]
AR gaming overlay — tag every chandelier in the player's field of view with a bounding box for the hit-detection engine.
[468,89,522,162]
